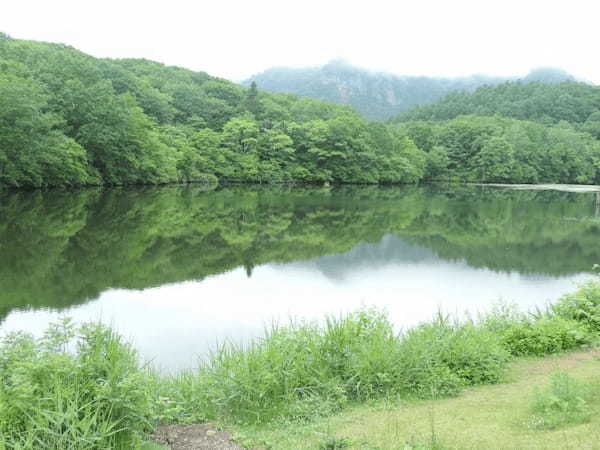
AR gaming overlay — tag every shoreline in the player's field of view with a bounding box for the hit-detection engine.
[473,182,600,193]
[2,280,599,448]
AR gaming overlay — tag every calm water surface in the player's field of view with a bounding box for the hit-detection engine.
[1,184,598,371]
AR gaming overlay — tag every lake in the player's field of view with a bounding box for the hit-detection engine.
[1,184,599,371]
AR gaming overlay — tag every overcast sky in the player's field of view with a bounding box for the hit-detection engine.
[4,0,600,83]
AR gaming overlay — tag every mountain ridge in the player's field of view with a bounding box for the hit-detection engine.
[243,61,578,120]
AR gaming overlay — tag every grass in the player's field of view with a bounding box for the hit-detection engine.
[1,280,600,449]
[174,309,511,425]
[231,349,600,449]
[529,370,597,430]
[0,320,158,449]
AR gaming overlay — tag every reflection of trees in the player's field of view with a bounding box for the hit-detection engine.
[0,185,598,322]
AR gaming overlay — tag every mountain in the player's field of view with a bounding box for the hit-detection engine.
[243,61,576,121]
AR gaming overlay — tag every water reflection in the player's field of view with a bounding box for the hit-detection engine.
[0,185,598,369]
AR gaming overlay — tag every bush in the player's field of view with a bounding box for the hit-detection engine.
[552,281,600,332]
[0,319,154,449]
[192,309,401,424]
[397,314,510,398]
[499,316,592,356]
[529,371,594,430]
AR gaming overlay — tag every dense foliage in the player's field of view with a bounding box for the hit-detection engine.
[1,34,599,187]
[1,185,599,323]
[394,115,600,184]
[0,320,155,448]
[387,80,600,184]
[0,35,428,188]
[391,82,600,125]
[2,280,599,448]
[245,61,574,121]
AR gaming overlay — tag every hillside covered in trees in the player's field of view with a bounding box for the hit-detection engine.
[391,81,600,126]
[244,61,575,120]
[0,34,431,188]
[1,34,600,188]
[390,81,600,184]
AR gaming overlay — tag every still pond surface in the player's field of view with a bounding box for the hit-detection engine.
[1,184,599,371]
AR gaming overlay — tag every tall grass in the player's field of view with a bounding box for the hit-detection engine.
[398,314,509,397]
[0,319,155,449]
[185,310,401,424]
[169,310,510,425]
[1,281,600,448]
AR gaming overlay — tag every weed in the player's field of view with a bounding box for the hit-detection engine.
[0,319,154,449]
[529,371,595,430]
[499,316,592,356]
[320,436,351,449]
[397,314,510,397]
[552,280,600,332]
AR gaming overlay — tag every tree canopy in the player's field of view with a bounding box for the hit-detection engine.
[0,36,425,188]
[1,35,599,188]
[391,81,600,125]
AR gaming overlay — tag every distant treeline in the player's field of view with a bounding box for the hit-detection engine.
[390,82,600,184]
[1,33,600,188]
[391,82,600,125]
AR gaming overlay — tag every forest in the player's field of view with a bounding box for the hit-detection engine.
[390,82,600,183]
[1,34,600,188]
[0,34,425,188]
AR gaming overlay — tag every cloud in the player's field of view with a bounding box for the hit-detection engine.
[4,0,599,82]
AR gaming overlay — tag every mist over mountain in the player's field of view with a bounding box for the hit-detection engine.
[243,61,576,121]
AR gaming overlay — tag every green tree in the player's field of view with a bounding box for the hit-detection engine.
[474,137,516,182]
[425,146,450,180]
[243,81,262,117]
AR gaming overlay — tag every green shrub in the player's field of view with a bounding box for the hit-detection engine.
[552,281,600,332]
[192,309,400,424]
[4,284,598,440]
[529,371,595,430]
[397,315,510,398]
[0,319,154,449]
[499,316,591,356]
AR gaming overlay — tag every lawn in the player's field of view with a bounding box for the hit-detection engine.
[231,349,600,449]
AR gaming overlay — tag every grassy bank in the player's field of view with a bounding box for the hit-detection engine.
[233,350,600,449]
[1,281,599,449]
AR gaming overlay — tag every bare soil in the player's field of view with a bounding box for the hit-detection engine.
[153,423,244,450]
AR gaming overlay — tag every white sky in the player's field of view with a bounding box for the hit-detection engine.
[3,0,600,83]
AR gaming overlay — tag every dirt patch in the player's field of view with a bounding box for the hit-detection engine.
[152,423,244,450]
